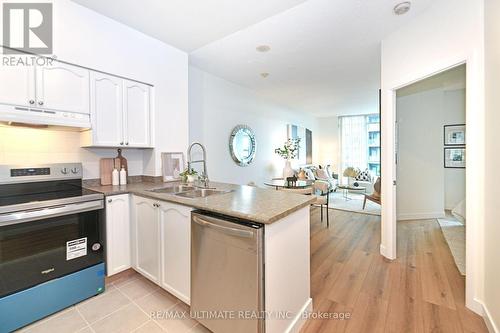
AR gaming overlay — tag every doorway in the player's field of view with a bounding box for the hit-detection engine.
[396,64,467,274]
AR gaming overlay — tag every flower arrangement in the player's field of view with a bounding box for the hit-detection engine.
[275,138,300,160]
[343,167,359,178]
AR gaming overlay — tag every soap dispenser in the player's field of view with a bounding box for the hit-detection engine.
[111,168,119,186]
[119,166,127,185]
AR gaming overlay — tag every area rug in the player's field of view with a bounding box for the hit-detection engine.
[437,216,466,276]
[328,191,381,216]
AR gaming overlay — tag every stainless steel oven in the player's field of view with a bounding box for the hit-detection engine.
[0,163,105,332]
[0,199,104,298]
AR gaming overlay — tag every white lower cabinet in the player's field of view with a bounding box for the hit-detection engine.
[159,202,192,304]
[132,196,161,283]
[130,196,192,303]
[105,194,131,276]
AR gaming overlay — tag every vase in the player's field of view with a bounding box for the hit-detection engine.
[283,160,294,178]
[186,174,198,183]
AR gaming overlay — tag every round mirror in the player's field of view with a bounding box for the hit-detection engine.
[229,125,256,166]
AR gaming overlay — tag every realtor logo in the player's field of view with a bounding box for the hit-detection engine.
[2,3,53,54]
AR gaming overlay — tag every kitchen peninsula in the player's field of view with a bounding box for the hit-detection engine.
[86,181,314,333]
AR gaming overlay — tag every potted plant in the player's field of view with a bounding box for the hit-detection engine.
[179,168,198,183]
[275,138,300,178]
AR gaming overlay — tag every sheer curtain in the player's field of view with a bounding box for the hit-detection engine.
[339,115,368,174]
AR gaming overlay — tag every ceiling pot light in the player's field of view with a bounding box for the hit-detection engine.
[256,45,271,53]
[393,1,411,15]
[260,72,269,78]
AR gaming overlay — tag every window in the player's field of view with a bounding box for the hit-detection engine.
[339,114,380,177]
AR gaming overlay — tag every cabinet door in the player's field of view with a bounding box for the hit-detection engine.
[105,194,131,276]
[36,61,90,114]
[0,63,35,107]
[123,80,150,147]
[132,196,160,283]
[90,72,123,146]
[159,202,192,304]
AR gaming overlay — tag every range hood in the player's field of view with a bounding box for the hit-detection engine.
[0,104,91,129]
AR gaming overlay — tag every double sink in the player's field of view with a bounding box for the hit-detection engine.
[147,185,232,198]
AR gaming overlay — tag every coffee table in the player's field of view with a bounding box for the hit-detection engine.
[264,178,314,190]
[337,184,366,200]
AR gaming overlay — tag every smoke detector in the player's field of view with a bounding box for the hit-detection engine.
[393,2,411,15]
[260,72,270,78]
[256,45,271,53]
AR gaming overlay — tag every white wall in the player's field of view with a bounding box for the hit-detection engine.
[380,0,484,314]
[0,0,189,179]
[484,0,500,330]
[316,116,340,173]
[188,66,317,186]
[443,90,466,210]
[396,86,465,220]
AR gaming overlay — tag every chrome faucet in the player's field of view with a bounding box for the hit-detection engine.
[187,142,210,188]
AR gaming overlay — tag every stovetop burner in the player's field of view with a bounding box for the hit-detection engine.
[0,179,98,207]
[0,163,103,214]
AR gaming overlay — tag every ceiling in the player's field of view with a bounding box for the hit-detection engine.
[397,64,466,97]
[72,0,308,52]
[72,0,435,117]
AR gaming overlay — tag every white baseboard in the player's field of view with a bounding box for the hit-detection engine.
[397,211,446,220]
[380,244,395,260]
[482,302,499,333]
[468,297,486,316]
[285,297,313,333]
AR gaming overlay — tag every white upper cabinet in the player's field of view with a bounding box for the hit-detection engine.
[82,78,152,148]
[35,62,90,114]
[89,72,123,146]
[123,80,151,147]
[105,194,131,277]
[132,196,160,283]
[159,202,192,304]
[0,65,35,107]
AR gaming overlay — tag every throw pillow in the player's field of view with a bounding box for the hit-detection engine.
[325,165,333,178]
[316,168,329,179]
[305,168,316,180]
[355,169,371,181]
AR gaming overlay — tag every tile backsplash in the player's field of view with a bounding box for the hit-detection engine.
[0,125,144,179]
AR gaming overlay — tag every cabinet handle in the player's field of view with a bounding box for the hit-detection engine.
[38,101,44,106]
[120,142,124,145]
[125,142,129,145]
[108,199,112,203]
[29,100,35,105]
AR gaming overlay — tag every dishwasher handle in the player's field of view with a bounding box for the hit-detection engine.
[192,214,256,239]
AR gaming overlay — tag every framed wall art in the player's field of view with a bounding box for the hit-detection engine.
[161,152,185,181]
[444,147,466,168]
[444,124,466,146]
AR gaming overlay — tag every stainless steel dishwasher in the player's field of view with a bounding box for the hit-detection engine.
[191,211,264,333]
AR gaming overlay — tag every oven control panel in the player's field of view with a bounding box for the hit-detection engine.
[0,163,83,184]
[10,167,50,177]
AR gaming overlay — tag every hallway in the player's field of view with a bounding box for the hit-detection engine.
[302,208,488,332]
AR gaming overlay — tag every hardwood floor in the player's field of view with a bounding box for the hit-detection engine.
[301,207,488,333]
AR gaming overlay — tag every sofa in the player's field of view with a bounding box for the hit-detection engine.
[300,165,338,192]
[347,170,375,194]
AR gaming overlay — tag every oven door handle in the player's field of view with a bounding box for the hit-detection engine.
[0,200,104,227]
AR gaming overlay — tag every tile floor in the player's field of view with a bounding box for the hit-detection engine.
[17,271,211,333]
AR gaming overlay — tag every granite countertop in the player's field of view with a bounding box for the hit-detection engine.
[84,181,315,224]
